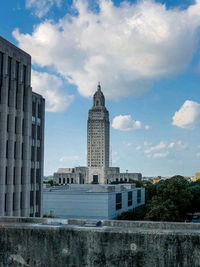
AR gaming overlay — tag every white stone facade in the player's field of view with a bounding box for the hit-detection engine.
[0,36,45,217]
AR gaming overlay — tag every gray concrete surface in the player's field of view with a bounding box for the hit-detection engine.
[0,217,200,266]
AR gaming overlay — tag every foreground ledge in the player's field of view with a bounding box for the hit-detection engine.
[0,217,200,267]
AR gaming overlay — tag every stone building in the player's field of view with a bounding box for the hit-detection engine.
[53,84,141,184]
[43,183,145,220]
[0,36,45,217]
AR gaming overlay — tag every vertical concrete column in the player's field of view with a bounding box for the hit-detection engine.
[6,57,16,216]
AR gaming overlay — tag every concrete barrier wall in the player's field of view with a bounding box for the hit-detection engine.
[0,217,200,267]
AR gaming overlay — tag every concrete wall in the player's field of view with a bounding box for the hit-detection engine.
[1,217,200,267]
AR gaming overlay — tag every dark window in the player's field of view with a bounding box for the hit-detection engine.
[13,167,16,185]
[37,125,40,139]
[22,119,24,135]
[59,177,61,184]
[23,65,26,93]
[116,193,122,210]
[16,61,19,108]
[36,191,40,205]
[116,178,118,182]
[32,124,35,139]
[71,178,73,184]
[36,169,40,184]
[32,102,36,117]
[120,178,123,182]
[38,104,42,118]
[137,190,141,204]
[67,178,69,183]
[63,178,65,184]
[37,147,41,162]
[22,65,26,111]
[5,166,8,184]
[5,193,7,212]
[31,146,35,161]
[128,191,132,206]
[21,167,23,184]
[20,192,22,209]
[15,117,17,134]
[14,142,16,159]
[7,57,12,106]
[0,52,3,103]
[31,168,34,184]
[7,114,9,132]
[21,143,24,160]
[30,191,34,207]
[13,192,15,211]
[6,140,8,158]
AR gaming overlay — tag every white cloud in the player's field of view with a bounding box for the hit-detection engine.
[153,151,169,158]
[145,125,150,130]
[136,145,141,151]
[26,0,62,18]
[32,70,74,112]
[172,100,200,129]
[144,141,152,146]
[168,142,175,148]
[112,115,142,131]
[13,0,200,99]
[145,141,166,154]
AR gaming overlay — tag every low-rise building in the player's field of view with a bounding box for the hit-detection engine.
[43,184,145,220]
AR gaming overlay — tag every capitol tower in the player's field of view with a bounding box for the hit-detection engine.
[87,83,109,183]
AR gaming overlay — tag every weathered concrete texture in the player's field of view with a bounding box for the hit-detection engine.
[0,218,200,267]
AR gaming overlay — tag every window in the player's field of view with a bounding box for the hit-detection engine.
[7,114,9,132]
[116,193,122,210]
[30,191,34,207]
[59,178,61,184]
[14,142,16,159]
[63,178,65,184]
[5,166,8,184]
[15,61,19,108]
[13,192,16,211]
[13,167,16,185]
[0,52,3,103]
[5,193,7,212]
[31,168,34,184]
[71,178,73,184]
[137,190,141,204]
[128,191,132,206]
[67,178,69,183]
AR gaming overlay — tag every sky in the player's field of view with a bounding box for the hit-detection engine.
[1,0,200,177]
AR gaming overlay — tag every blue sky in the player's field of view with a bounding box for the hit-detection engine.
[1,0,200,177]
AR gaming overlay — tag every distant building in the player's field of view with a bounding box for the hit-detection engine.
[0,36,45,217]
[43,184,145,220]
[193,172,200,182]
[53,84,141,184]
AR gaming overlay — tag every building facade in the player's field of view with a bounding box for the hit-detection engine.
[43,184,145,220]
[0,36,45,217]
[53,83,141,185]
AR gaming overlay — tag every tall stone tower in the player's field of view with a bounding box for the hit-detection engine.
[87,83,109,183]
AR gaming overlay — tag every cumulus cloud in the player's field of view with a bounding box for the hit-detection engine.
[144,141,166,154]
[136,145,141,151]
[144,140,186,158]
[153,151,169,158]
[172,100,200,129]
[112,115,142,131]
[13,0,200,99]
[26,0,62,18]
[32,70,74,112]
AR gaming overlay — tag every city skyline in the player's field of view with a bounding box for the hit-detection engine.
[1,0,200,177]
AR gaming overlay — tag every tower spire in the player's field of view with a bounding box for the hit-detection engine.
[97,82,101,91]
